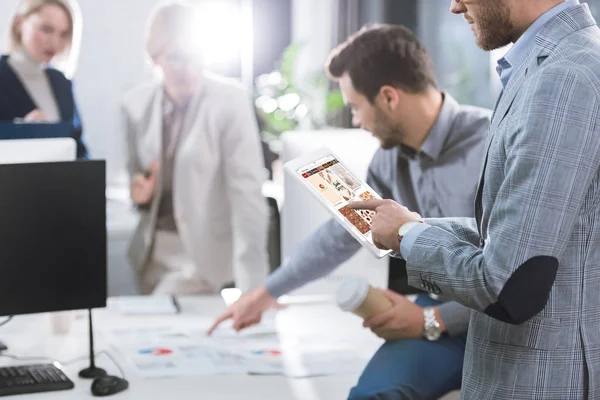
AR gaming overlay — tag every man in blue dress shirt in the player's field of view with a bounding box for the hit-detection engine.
[211,24,491,399]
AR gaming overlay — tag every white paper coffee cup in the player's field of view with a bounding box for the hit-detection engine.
[336,276,392,319]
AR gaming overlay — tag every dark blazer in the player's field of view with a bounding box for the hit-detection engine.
[0,54,88,158]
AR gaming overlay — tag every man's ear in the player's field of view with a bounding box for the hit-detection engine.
[378,85,400,111]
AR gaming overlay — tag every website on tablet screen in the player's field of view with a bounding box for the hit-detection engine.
[297,155,378,241]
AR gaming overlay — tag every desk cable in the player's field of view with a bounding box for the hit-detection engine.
[0,350,126,379]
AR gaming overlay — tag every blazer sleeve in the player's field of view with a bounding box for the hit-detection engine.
[121,101,140,179]
[422,217,480,247]
[404,67,600,324]
[220,88,269,292]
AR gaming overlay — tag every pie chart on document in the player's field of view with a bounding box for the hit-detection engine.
[138,347,174,356]
[250,349,281,356]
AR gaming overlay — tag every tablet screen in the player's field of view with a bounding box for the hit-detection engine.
[296,154,379,244]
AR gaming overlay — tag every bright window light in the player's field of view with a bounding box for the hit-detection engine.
[192,1,250,68]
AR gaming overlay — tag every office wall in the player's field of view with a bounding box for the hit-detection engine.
[253,0,292,78]
[290,0,333,84]
[289,0,334,129]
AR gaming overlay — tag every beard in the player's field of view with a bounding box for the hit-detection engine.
[473,0,515,51]
[372,108,404,150]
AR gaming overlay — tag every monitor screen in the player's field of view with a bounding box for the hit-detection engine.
[0,160,107,316]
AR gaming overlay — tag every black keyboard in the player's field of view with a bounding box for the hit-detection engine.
[0,363,74,397]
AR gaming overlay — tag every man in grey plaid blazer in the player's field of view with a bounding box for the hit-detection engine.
[352,1,600,398]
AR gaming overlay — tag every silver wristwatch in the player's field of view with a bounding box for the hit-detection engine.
[423,307,442,341]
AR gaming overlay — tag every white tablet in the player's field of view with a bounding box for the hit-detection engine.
[284,147,392,259]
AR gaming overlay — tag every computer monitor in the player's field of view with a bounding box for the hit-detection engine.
[0,122,72,141]
[0,160,107,317]
[281,129,388,296]
[0,138,76,164]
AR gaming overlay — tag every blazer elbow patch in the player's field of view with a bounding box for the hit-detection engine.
[484,256,558,324]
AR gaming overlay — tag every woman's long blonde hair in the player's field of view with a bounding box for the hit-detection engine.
[4,0,83,78]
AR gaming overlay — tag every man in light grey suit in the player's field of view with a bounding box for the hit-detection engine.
[353,1,600,398]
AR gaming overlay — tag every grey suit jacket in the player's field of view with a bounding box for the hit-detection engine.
[402,5,600,399]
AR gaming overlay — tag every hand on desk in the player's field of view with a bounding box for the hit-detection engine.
[131,161,158,206]
[349,199,422,252]
[363,289,444,341]
[207,286,284,335]
[23,109,50,122]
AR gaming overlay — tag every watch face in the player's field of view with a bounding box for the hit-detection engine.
[425,327,442,341]
[423,308,442,341]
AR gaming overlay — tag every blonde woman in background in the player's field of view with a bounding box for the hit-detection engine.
[0,0,88,158]
[123,1,269,295]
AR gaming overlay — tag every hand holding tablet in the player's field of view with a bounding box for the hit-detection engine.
[284,147,392,258]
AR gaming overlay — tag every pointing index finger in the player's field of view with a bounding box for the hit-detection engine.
[348,199,384,211]
[207,310,233,335]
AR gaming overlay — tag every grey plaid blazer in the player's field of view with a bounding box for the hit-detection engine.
[402,5,600,399]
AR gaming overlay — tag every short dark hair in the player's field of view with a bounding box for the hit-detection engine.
[326,24,437,103]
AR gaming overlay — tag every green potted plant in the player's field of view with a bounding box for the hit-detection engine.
[254,42,345,153]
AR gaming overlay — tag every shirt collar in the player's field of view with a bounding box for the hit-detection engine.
[162,90,190,117]
[9,47,46,75]
[399,92,460,162]
[499,0,578,77]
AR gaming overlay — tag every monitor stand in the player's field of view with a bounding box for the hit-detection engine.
[78,309,106,379]
[0,340,7,352]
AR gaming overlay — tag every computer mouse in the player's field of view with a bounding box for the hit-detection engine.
[91,375,129,397]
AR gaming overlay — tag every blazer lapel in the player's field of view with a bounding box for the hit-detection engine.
[490,50,536,131]
[474,45,537,239]
[177,84,207,147]
[145,88,165,220]
[474,3,597,240]
[46,69,71,120]
[489,3,597,132]
[0,56,36,117]
[149,87,163,169]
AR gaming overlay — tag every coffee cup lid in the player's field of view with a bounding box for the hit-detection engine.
[336,276,369,312]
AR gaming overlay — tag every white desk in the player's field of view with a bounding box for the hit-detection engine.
[0,297,384,399]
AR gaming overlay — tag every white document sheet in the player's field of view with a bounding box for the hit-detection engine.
[104,323,368,379]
